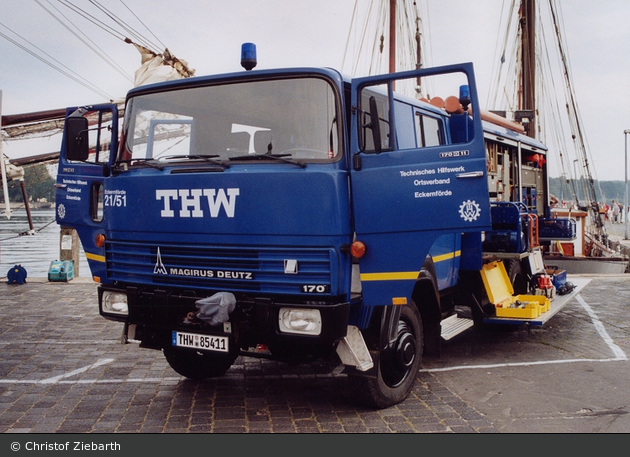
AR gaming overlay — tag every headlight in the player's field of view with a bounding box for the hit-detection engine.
[278,308,321,335]
[101,291,128,315]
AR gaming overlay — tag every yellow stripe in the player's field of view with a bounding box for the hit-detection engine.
[361,271,419,281]
[360,250,461,282]
[432,250,461,263]
[85,252,106,263]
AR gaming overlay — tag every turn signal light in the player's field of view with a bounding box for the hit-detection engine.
[95,233,106,248]
[350,241,366,258]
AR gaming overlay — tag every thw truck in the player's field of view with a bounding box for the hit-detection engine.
[55,49,579,408]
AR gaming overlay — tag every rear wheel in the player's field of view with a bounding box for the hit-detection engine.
[163,347,237,379]
[351,303,423,408]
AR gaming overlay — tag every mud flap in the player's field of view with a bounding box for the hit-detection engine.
[336,325,374,371]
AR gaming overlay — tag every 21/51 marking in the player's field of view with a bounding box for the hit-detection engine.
[301,284,330,293]
[104,194,127,207]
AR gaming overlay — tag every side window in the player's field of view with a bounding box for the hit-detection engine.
[90,182,104,222]
[415,112,443,147]
[394,101,416,149]
[86,110,114,164]
[423,116,442,146]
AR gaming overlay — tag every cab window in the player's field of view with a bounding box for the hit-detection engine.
[415,112,443,147]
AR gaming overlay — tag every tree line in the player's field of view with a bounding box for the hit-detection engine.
[0,162,56,203]
[549,176,629,206]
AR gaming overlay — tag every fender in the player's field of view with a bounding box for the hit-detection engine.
[412,256,442,357]
[357,255,441,374]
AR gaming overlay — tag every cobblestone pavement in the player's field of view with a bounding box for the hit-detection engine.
[422,275,630,433]
[0,274,628,434]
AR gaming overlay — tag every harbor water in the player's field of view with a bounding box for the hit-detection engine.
[0,207,89,279]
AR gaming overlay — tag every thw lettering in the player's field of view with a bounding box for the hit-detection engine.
[156,188,240,218]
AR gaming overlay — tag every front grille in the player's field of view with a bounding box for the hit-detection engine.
[105,240,337,295]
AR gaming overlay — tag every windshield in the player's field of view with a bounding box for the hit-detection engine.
[120,76,340,164]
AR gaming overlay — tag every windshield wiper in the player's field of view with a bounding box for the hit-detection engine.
[228,153,305,168]
[158,154,230,168]
[113,158,164,172]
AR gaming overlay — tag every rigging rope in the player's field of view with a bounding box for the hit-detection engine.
[342,0,429,99]
[487,0,517,109]
[0,22,113,100]
[87,0,162,52]
[64,0,194,78]
[37,0,133,83]
[56,0,129,43]
[548,0,604,211]
[119,0,166,51]
[487,0,604,214]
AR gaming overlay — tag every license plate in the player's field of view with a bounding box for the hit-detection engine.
[172,331,229,353]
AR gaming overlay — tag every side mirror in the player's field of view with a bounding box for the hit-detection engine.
[65,116,89,161]
[368,96,382,153]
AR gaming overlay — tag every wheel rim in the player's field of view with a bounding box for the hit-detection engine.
[382,318,417,387]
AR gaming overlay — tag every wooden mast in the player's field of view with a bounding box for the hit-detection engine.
[389,0,396,74]
[519,0,536,138]
[389,0,397,91]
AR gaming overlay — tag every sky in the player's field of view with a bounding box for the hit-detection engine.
[1,0,629,181]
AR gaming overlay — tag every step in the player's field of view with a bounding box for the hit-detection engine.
[440,314,474,340]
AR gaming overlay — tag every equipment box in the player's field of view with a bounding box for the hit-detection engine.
[545,268,567,289]
[481,261,550,319]
[48,260,74,282]
[538,217,577,240]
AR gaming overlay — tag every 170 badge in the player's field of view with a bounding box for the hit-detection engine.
[301,284,330,293]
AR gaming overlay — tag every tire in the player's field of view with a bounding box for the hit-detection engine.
[351,303,424,408]
[163,346,237,380]
[507,259,528,294]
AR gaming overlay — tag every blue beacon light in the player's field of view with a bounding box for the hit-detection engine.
[459,84,471,110]
[241,43,257,71]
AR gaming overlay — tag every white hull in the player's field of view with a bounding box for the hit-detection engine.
[544,255,628,275]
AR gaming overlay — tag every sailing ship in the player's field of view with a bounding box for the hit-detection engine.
[487,0,628,274]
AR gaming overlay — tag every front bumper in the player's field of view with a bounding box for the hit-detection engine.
[99,285,351,354]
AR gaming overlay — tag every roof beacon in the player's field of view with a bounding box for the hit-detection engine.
[459,85,471,111]
[241,43,257,71]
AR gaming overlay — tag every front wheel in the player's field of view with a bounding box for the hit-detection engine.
[163,347,237,380]
[350,303,424,408]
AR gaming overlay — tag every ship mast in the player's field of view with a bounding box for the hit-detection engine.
[389,0,396,74]
[518,0,536,138]
[519,0,605,237]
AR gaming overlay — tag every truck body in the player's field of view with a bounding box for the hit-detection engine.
[55,59,576,408]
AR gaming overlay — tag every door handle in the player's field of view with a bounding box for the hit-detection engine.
[456,171,484,178]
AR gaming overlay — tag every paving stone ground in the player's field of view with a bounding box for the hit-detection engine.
[1,274,629,434]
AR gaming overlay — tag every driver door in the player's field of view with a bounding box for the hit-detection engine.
[55,104,120,279]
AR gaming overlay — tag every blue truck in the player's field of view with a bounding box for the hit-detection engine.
[55,48,576,408]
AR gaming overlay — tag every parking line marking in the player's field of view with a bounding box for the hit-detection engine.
[38,358,115,384]
[575,294,627,360]
[421,293,628,373]
[420,357,626,373]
